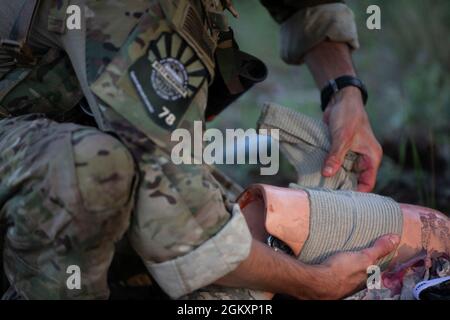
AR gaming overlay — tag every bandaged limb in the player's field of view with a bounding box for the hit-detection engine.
[226,184,449,300]
[258,102,358,190]
[239,184,449,272]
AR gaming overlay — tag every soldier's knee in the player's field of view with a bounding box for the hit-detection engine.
[71,129,136,214]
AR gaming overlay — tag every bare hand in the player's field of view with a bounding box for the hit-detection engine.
[322,86,383,192]
[307,234,400,300]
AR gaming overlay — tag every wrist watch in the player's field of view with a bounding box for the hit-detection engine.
[320,75,368,112]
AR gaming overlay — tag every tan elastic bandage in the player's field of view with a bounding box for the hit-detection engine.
[291,185,403,269]
[258,102,358,190]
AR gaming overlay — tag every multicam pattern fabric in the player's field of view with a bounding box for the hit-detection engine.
[84,0,157,83]
[0,49,83,120]
[0,114,136,299]
[182,285,271,300]
[85,1,253,297]
[48,0,71,34]
[89,2,210,150]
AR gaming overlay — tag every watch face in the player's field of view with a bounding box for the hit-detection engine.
[266,235,295,256]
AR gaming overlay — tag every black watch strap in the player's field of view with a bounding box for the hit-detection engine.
[320,75,368,111]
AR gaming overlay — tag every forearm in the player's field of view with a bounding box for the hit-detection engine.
[215,239,322,299]
[305,41,356,89]
[304,41,380,191]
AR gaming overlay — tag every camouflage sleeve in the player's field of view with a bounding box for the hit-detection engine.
[30,0,253,298]
[137,204,252,298]
[101,110,253,299]
[260,1,359,64]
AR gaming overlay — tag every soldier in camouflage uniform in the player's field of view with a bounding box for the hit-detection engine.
[0,0,392,299]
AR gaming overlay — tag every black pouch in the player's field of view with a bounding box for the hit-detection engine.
[205,29,267,121]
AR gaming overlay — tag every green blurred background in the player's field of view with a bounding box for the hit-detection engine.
[209,0,450,213]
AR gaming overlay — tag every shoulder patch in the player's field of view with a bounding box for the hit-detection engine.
[128,32,208,130]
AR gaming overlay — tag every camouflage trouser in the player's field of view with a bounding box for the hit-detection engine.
[183,286,270,300]
[0,114,136,299]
